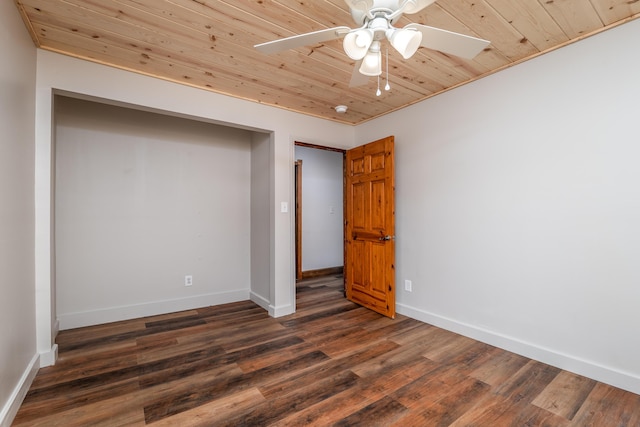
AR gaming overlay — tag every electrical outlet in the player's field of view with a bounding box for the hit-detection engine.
[185,275,193,287]
[404,280,412,292]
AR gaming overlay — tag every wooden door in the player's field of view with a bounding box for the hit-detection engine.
[345,136,395,318]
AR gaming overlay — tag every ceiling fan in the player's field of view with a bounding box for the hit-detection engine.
[254,0,490,87]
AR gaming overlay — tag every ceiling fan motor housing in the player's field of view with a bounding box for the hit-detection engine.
[350,0,404,25]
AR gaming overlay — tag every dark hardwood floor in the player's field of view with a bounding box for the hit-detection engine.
[14,275,640,426]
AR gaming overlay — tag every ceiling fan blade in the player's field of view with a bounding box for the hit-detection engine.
[404,23,490,59]
[255,26,351,54]
[344,0,374,12]
[401,0,437,14]
[349,60,370,87]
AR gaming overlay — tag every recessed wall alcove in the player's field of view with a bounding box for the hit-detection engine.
[53,94,272,330]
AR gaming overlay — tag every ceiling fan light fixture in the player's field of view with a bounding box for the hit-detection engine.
[343,29,374,60]
[401,0,437,15]
[344,0,374,14]
[388,27,422,59]
[359,44,382,76]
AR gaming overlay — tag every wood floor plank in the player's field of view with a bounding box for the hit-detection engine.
[149,388,266,427]
[438,341,501,379]
[350,335,435,379]
[234,340,318,373]
[13,275,640,426]
[216,370,362,427]
[259,339,401,399]
[468,347,531,386]
[448,394,570,427]
[333,396,408,426]
[386,362,492,427]
[278,300,359,326]
[12,378,142,424]
[493,360,561,403]
[28,343,139,389]
[12,392,147,427]
[269,385,376,426]
[569,382,640,426]
[53,318,146,347]
[357,356,441,403]
[272,343,437,426]
[217,324,298,354]
[143,349,329,423]
[532,370,598,420]
[194,300,264,319]
[138,364,245,423]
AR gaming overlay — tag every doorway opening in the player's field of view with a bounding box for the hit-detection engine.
[294,141,346,283]
[294,136,396,319]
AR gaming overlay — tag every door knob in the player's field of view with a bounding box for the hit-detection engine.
[379,235,394,241]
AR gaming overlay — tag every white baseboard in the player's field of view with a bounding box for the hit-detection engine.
[269,303,294,318]
[397,302,640,396]
[0,353,39,427]
[249,291,294,318]
[58,290,250,330]
[39,344,58,367]
[249,291,270,312]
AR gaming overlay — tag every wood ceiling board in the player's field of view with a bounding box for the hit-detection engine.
[437,0,540,61]
[274,0,354,28]
[484,0,570,51]
[14,0,640,124]
[589,0,640,25]
[29,0,396,113]
[37,27,370,124]
[540,0,604,39]
[216,0,339,39]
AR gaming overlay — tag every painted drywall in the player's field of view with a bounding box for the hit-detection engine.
[355,19,640,394]
[55,97,254,328]
[250,132,272,307]
[33,49,355,358]
[0,3,38,425]
[295,146,344,271]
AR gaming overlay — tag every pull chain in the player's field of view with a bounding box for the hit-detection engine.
[385,47,391,91]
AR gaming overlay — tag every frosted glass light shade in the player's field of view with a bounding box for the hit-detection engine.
[389,28,422,59]
[343,29,374,60]
[359,49,381,76]
[402,0,436,14]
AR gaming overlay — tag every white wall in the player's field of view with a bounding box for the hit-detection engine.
[355,19,640,394]
[250,132,272,307]
[55,97,253,328]
[0,4,38,426]
[295,146,344,271]
[33,49,355,362]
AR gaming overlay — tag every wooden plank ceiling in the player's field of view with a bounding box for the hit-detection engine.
[14,0,640,125]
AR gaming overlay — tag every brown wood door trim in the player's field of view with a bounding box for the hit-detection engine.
[295,160,302,281]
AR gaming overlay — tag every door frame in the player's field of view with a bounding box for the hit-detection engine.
[294,141,346,283]
[294,159,303,281]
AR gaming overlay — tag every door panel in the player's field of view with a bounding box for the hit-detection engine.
[345,136,395,318]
